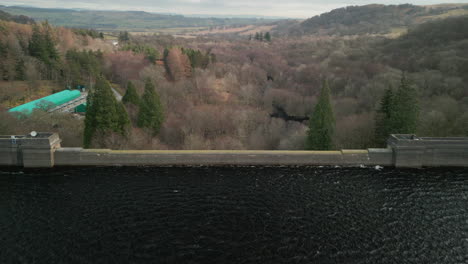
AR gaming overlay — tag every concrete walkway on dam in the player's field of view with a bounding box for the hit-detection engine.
[53,148,393,167]
[1,133,467,168]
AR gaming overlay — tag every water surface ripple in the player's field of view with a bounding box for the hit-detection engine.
[1,166,468,263]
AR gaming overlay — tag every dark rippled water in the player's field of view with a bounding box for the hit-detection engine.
[1,166,468,263]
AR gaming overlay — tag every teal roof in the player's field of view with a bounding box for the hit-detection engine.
[75,103,87,113]
[8,90,82,115]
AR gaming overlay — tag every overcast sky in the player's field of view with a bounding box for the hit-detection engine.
[1,0,468,18]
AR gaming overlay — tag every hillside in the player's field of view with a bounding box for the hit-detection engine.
[378,15,468,79]
[1,8,467,150]
[385,15,468,49]
[0,14,114,108]
[284,4,468,36]
[0,6,276,32]
[0,9,35,24]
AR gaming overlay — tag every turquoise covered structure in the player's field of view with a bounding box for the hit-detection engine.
[8,90,82,115]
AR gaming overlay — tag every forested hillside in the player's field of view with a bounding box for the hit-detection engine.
[0,10,35,24]
[0,6,275,32]
[0,14,115,146]
[0,18,112,105]
[282,4,468,36]
[1,8,467,150]
[380,15,468,79]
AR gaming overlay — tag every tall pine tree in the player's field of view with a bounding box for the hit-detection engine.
[42,21,59,63]
[390,74,419,134]
[255,32,260,41]
[137,78,164,135]
[374,87,394,147]
[29,24,47,62]
[28,22,59,67]
[116,102,131,134]
[118,31,130,42]
[84,76,130,148]
[122,81,140,106]
[374,74,419,146]
[306,80,335,150]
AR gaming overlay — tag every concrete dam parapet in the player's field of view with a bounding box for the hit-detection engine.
[0,133,61,168]
[387,134,468,168]
[52,149,394,167]
[1,133,467,168]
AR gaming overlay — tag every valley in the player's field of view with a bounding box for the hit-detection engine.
[0,3,467,150]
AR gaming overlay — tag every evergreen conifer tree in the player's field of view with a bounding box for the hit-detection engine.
[390,74,419,134]
[137,78,164,135]
[28,22,59,68]
[265,32,271,42]
[118,31,130,42]
[374,87,394,147]
[29,25,47,62]
[84,76,130,148]
[15,59,25,80]
[116,101,131,133]
[42,21,59,63]
[122,81,140,105]
[163,48,170,59]
[306,80,335,150]
[374,74,419,146]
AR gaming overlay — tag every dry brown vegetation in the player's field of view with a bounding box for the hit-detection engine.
[165,48,192,81]
[0,80,61,108]
[1,12,467,150]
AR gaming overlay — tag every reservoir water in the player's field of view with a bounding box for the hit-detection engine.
[1,166,468,263]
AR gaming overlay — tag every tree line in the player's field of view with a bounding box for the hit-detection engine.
[2,11,467,150]
[84,77,164,148]
[72,28,104,39]
[249,32,271,42]
[86,72,421,150]
[307,74,419,150]
[121,43,160,63]
[1,20,103,84]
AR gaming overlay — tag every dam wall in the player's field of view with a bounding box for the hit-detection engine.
[1,133,467,168]
[53,148,393,167]
[388,134,468,168]
[0,133,61,168]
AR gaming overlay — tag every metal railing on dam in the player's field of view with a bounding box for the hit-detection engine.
[1,133,467,168]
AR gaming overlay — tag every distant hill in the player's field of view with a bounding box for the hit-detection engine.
[284,3,468,36]
[378,15,468,77]
[0,9,35,24]
[0,6,276,32]
[388,15,468,48]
